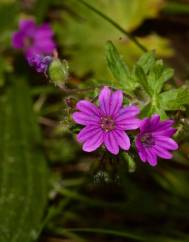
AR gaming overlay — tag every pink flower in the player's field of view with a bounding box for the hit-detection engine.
[72,87,140,155]
[136,114,178,166]
[12,19,56,59]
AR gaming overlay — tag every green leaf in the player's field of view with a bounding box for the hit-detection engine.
[106,41,137,92]
[135,65,151,95]
[106,41,130,80]
[159,87,189,110]
[135,55,174,97]
[0,78,48,242]
[136,50,156,74]
[148,61,174,95]
[140,102,167,119]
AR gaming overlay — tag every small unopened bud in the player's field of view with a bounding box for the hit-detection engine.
[48,58,69,87]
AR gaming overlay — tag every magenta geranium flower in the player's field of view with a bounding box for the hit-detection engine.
[12,19,56,59]
[136,114,178,166]
[72,87,140,155]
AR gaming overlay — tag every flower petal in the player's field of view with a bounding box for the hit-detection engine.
[153,146,173,159]
[76,100,100,117]
[109,90,123,116]
[140,115,160,133]
[153,128,176,137]
[104,132,119,155]
[155,120,174,132]
[72,112,99,125]
[82,131,104,152]
[12,32,24,49]
[140,118,150,133]
[155,136,178,150]
[77,126,102,143]
[145,149,158,166]
[113,130,130,150]
[19,19,36,33]
[36,24,54,38]
[115,105,140,120]
[25,47,39,59]
[140,116,175,134]
[150,114,160,129]
[34,40,56,54]
[116,118,140,130]
[135,135,142,148]
[138,149,147,162]
[98,86,111,115]
[115,105,140,130]
[135,137,147,162]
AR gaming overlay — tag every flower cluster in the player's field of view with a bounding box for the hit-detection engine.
[72,87,178,166]
[11,19,179,167]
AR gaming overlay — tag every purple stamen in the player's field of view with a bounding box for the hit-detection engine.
[100,116,115,132]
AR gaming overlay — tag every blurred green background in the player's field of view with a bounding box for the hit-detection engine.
[0,0,189,241]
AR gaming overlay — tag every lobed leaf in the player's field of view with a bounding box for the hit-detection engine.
[135,50,174,96]
[135,65,151,95]
[159,87,189,110]
[136,50,156,74]
[148,61,174,95]
[106,41,137,92]
[140,102,168,119]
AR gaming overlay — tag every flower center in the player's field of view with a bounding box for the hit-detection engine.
[141,133,155,147]
[100,116,115,132]
[24,36,34,48]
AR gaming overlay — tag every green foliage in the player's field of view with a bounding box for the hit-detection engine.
[106,44,189,118]
[0,1,19,35]
[77,0,163,31]
[136,50,156,74]
[106,41,137,93]
[0,58,13,87]
[121,153,136,173]
[0,1,20,87]
[1,0,189,241]
[135,65,150,94]
[134,51,176,117]
[139,102,167,119]
[147,60,174,95]
[54,0,173,79]
[163,1,189,15]
[34,0,51,22]
[45,137,79,163]
[159,87,189,110]
[135,51,174,96]
[0,78,48,242]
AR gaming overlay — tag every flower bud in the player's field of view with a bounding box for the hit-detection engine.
[28,54,52,73]
[48,59,69,87]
